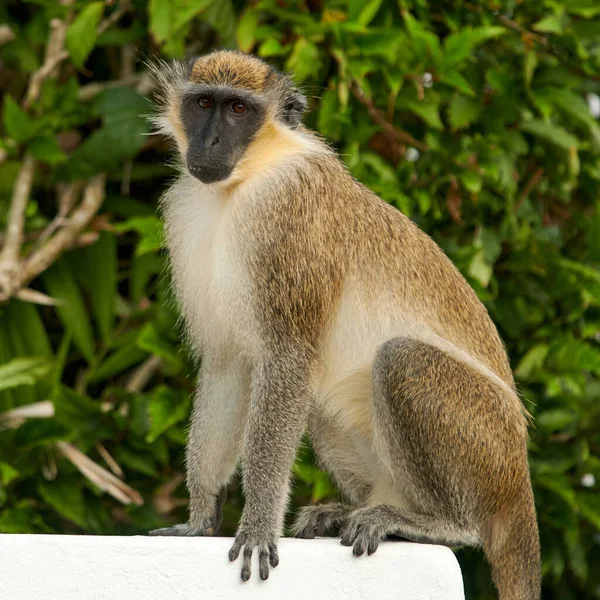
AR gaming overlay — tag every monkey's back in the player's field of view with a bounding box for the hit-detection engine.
[305,154,514,389]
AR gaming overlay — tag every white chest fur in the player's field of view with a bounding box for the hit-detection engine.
[162,175,256,355]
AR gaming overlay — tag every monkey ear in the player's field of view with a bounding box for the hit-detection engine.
[282,90,307,129]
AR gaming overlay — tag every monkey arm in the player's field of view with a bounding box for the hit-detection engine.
[228,349,312,581]
[150,351,249,537]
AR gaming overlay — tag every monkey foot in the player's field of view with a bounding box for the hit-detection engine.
[339,506,397,556]
[292,503,352,539]
[148,522,213,536]
[229,529,279,581]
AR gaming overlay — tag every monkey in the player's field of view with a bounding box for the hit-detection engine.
[148,50,540,600]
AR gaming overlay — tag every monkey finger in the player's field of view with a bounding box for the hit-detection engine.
[352,532,367,557]
[148,523,193,536]
[269,543,279,568]
[241,545,253,581]
[229,532,247,562]
[367,538,379,555]
[259,547,270,580]
[339,524,356,546]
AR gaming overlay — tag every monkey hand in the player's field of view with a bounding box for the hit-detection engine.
[148,487,226,537]
[148,519,215,537]
[228,524,279,581]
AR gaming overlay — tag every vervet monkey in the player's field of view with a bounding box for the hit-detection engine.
[149,50,540,600]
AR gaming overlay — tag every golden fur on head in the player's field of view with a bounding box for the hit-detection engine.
[189,50,276,92]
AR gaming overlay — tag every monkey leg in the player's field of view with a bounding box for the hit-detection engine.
[339,504,472,555]
[351,337,539,599]
[293,503,352,539]
[293,411,373,538]
[228,352,313,581]
[149,487,227,536]
[150,353,248,537]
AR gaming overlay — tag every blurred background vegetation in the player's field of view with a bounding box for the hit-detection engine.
[1,0,600,597]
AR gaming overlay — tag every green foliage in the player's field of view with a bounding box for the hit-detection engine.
[1,1,600,597]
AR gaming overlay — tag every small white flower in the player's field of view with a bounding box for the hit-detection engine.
[581,473,596,488]
[587,93,600,119]
[422,73,433,88]
[405,147,420,162]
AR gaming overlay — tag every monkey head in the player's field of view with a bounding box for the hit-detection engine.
[152,50,307,185]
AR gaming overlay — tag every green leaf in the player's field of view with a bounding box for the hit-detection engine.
[559,258,600,283]
[4,300,53,357]
[148,0,172,42]
[65,2,104,68]
[286,38,321,82]
[94,87,151,155]
[51,331,71,397]
[88,344,147,383]
[258,39,287,57]
[579,493,600,531]
[536,475,577,509]
[42,260,96,363]
[439,71,475,97]
[443,26,505,66]
[114,215,163,256]
[3,96,38,142]
[449,94,481,129]
[203,0,236,46]
[537,409,576,432]
[237,7,260,53]
[402,93,443,129]
[14,420,70,448]
[114,446,158,476]
[567,1,600,18]
[311,470,336,503]
[460,171,483,194]
[468,249,492,287]
[136,323,182,369]
[146,385,190,443]
[0,501,47,533]
[524,51,538,89]
[521,120,579,151]
[318,87,342,140]
[29,136,67,165]
[515,344,549,378]
[39,478,86,528]
[0,357,51,392]
[0,463,19,485]
[53,386,105,437]
[66,87,151,177]
[356,0,383,26]
[173,0,215,33]
[533,15,563,34]
[84,232,117,342]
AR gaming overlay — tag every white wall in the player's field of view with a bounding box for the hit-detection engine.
[0,534,464,600]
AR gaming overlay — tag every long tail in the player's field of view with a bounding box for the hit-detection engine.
[482,484,541,600]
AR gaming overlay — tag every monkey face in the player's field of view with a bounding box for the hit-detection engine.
[180,86,266,184]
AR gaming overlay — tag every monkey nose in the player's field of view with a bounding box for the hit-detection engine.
[204,135,219,148]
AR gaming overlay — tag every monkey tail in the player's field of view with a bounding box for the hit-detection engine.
[481,484,541,600]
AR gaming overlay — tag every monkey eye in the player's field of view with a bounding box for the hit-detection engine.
[231,101,248,115]
[197,97,213,109]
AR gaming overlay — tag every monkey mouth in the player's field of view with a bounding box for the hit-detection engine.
[188,162,233,184]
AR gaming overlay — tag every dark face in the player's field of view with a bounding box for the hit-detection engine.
[180,85,266,184]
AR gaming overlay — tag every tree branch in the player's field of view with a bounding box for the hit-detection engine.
[23,17,70,110]
[0,154,37,301]
[22,175,107,287]
[351,83,430,152]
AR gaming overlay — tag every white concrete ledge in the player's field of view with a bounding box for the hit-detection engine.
[0,534,464,600]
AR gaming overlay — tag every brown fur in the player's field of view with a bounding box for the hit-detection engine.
[150,51,540,598]
[190,50,275,92]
